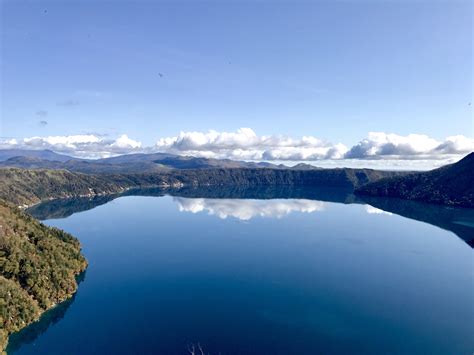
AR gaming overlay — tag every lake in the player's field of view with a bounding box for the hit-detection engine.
[8,187,474,354]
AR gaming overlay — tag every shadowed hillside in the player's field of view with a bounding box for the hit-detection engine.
[0,168,129,206]
[0,167,406,206]
[356,153,474,207]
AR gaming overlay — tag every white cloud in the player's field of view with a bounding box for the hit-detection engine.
[23,134,101,147]
[111,134,142,149]
[0,129,472,165]
[155,129,473,164]
[173,197,325,220]
[365,206,392,215]
[0,134,142,159]
[156,128,349,160]
[345,132,474,159]
[433,135,474,155]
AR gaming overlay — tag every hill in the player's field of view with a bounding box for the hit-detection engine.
[0,167,406,207]
[0,156,167,174]
[0,149,74,162]
[0,168,128,206]
[0,199,87,351]
[95,152,278,169]
[356,153,474,207]
[0,150,280,173]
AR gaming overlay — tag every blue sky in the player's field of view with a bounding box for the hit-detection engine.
[0,0,472,166]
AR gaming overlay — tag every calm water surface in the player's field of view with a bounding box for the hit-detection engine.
[8,189,474,354]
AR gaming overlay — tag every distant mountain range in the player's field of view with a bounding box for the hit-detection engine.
[356,152,474,208]
[0,149,74,162]
[0,149,302,173]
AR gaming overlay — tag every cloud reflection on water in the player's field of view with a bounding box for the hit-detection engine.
[173,197,326,220]
[365,206,393,215]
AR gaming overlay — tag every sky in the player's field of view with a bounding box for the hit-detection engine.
[0,0,473,168]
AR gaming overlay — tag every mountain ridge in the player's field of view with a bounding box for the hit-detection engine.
[0,150,285,173]
[0,149,74,163]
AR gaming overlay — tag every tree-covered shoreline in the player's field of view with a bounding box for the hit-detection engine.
[0,167,406,207]
[0,200,87,352]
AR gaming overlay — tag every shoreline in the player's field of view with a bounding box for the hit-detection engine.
[0,201,88,353]
[4,271,87,354]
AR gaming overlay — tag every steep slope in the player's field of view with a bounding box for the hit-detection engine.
[356,153,474,207]
[0,200,87,351]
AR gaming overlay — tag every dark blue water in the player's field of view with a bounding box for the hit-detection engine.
[8,192,474,354]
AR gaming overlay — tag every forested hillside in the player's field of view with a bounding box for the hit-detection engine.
[0,167,406,207]
[0,168,127,206]
[356,153,474,207]
[0,200,87,351]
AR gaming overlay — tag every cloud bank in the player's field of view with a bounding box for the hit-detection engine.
[345,132,474,160]
[156,129,473,161]
[0,128,472,166]
[156,128,348,160]
[0,134,142,158]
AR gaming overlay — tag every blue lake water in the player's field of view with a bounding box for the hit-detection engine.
[8,189,474,354]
